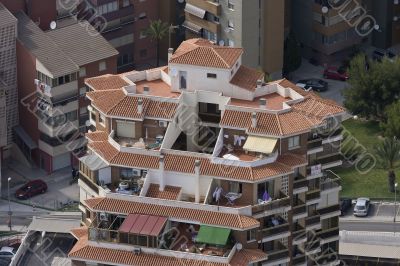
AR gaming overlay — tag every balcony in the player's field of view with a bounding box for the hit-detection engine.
[316,227,339,244]
[306,189,321,205]
[260,216,290,242]
[198,112,221,124]
[320,172,341,193]
[317,154,342,170]
[305,212,321,230]
[292,200,307,220]
[79,172,99,194]
[38,136,86,157]
[185,13,220,33]
[293,176,308,194]
[263,242,290,266]
[317,204,340,220]
[292,224,307,245]
[292,253,307,266]
[304,237,321,255]
[306,165,323,180]
[186,0,221,15]
[252,191,291,217]
[307,139,323,154]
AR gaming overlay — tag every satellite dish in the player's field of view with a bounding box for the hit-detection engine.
[218,40,225,46]
[236,243,243,250]
[321,6,329,13]
[50,21,57,30]
[373,24,380,31]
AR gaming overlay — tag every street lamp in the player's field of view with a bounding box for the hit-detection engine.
[395,183,398,224]
[7,177,12,231]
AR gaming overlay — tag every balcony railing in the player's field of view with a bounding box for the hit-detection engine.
[317,154,342,167]
[317,204,340,216]
[293,254,307,265]
[265,248,289,263]
[305,237,320,253]
[292,225,306,242]
[307,139,322,150]
[306,189,321,202]
[316,227,339,240]
[305,213,321,227]
[292,199,307,216]
[252,192,290,215]
[293,177,308,190]
[260,223,289,239]
[198,113,221,124]
[320,177,341,191]
[79,173,99,194]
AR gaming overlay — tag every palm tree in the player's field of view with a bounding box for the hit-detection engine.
[375,137,400,192]
[145,20,169,67]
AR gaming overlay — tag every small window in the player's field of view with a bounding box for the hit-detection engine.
[139,30,147,39]
[65,74,70,83]
[228,20,234,29]
[207,73,217,79]
[79,87,87,96]
[138,12,147,19]
[99,61,107,71]
[123,0,130,7]
[79,67,86,77]
[288,136,300,150]
[247,229,256,242]
[228,39,235,47]
[90,111,96,121]
[228,0,234,10]
[58,76,64,85]
[99,114,105,126]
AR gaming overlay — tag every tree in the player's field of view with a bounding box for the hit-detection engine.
[344,55,400,120]
[283,32,302,75]
[146,20,169,67]
[374,137,400,193]
[381,101,400,138]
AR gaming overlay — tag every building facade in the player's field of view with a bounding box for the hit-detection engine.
[0,3,18,161]
[15,12,118,173]
[183,0,285,79]
[71,38,346,266]
[371,0,400,49]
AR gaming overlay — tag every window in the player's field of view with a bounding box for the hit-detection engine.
[122,0,130,7]
[228,0,234,10]
[139,30,147,39]
[99,114,105,126]
[79,67,86,77]
[228,39,234,47]
[138,12,147,19]
[179,71,187,89]
[79,87,88,96]
[99,61,107,71]
[288,136,300,150]
[247,229,256,242]
[228,20,234,30]
[229,181,242,193]
[207,73,217,79]
[140,49,147,58]
[58,76,64,85]
[90,111,96,121]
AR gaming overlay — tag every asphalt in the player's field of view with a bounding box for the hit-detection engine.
[340,220,400,232]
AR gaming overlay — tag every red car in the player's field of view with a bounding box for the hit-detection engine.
[15,179,47,200]
[323,66,349,81]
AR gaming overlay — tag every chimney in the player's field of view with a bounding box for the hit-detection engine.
[251,112,257,128]
[259,98,267,109]
[168,48,174,61]
[159,154,165,191]
[257,79,263,89]
[137,98,143,114]
[143,86,150,95]
[194,160,201,203]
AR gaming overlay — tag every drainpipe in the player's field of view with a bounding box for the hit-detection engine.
[195,160,201,203]
[159,155,165,191]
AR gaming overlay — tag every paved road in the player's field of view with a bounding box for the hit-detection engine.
[340,220,400,232]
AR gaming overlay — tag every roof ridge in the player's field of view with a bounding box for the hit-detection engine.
[212,47,233,68]
[275,113,283,135]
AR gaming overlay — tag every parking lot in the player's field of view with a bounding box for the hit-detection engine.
[341,201,400,221]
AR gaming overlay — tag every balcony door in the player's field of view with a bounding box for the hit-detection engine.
[116,121,135,139]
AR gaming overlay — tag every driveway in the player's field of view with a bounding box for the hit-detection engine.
[289,59,349,105]
[340,201,400,223]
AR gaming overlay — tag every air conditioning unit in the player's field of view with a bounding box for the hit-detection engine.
[133,247,141,255]
[34,79,40,86]
[312,133,319,139]
[159,121,168,128]
[132,169,141,176]
[99,212,108,221]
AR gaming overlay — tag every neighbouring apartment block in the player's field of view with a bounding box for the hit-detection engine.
[183,0,285,79]
[71,38,346,266]
[15,11,118,173]
[372,0,400,49]
[0,3,18,160]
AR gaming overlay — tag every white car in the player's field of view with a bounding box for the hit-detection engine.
[0,246,16,259]
[353,198,370,217]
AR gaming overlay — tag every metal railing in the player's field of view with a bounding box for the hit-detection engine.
[317,204,340,216]
[260,223,289,238]
[79,173,99,194]
[305,213,321,227]
[316,227,339,240]
[266,248,289,262]
[293,254,306,265]
[307,139,322,150]
[293,178,308,190]
[252,192,290,215]
[306,189,321,202]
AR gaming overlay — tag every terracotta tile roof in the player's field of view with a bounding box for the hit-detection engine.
[146,184,181,200]
[145,100,178,119]
[84,197,259,230]
[86,89,126,114]
[291,97,345,119]
[277,153,308,168]
[86,74,129,91]
[88,141,119,162]
[70,227,88,240]
[111,152,159,169]
[170,39,243,69]
[230,65,264,91]
[69,229,267,266]
[85,131,108,142]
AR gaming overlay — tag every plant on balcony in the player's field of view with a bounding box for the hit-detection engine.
[146,20,169,67]
[374,137,400,193]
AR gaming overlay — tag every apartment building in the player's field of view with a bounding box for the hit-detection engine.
[372,0,400,49]
[0,3,18,161]
[70,38,346,266]
[291,0,371,64]
[15,12,118,173]
[183,0,285,79]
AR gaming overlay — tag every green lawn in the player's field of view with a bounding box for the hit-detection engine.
[336,119,398,199]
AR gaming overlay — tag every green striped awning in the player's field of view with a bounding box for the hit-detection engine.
[196,225,231,246]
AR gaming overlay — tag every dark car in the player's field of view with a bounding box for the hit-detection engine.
[296,79,328,92]
[340,198,352,216]
[15,179,47,200]
[323,66,349,81]
[372,49,396,62]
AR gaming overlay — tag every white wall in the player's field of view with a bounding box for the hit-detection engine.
[99,167,112,185]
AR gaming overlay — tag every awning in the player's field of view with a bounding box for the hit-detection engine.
[79,154,108,171]
[243,136,277,154]
[196,225,231,246]
[14,126,38,150]
[184,3,206,19]
[28,217,80,233]
[182,21,202,34]
[119,214,167,237]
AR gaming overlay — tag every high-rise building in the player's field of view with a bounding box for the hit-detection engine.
[371,0,400,49]
[71,38,346,266]
[182,0,285,79]
[0,3,18,160]
[15,12,118,173]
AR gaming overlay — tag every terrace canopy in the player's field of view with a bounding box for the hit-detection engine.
[196,225,231,246]
[119,214,167,237]
[243,136,277,154]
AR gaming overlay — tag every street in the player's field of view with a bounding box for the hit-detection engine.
[340,221,400,232]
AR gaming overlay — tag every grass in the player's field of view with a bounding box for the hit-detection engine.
[337,119,399,199]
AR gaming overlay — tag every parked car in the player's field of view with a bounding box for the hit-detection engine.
[323,66,349,81]
[296,79,328,92]
[15,179,47,200]
[372,48,396,62]
[340,198,352,216]
[0,246,16,259]
[353,197,370,217]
